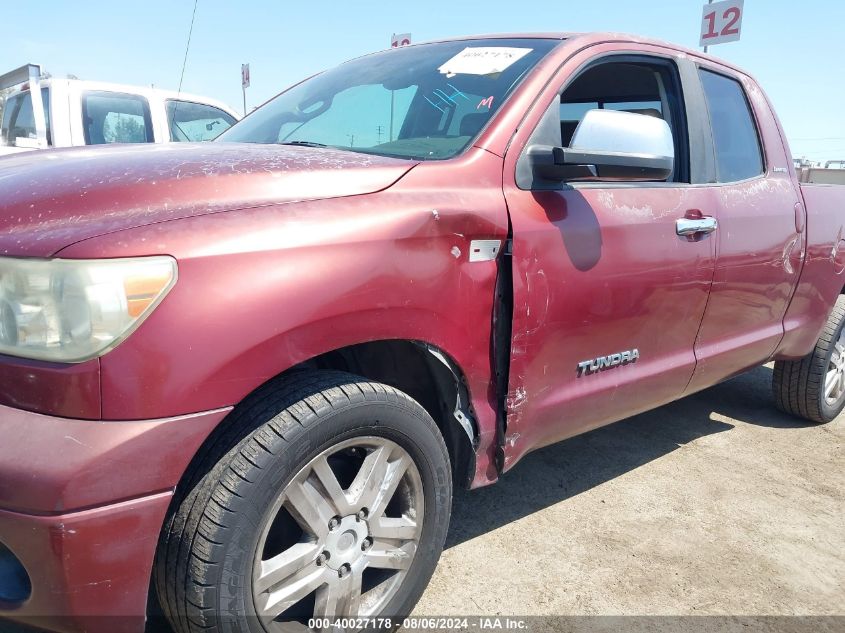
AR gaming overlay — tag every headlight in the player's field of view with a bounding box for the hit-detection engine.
[0,256,177,362]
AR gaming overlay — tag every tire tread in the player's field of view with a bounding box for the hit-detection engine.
[773,295,845,424]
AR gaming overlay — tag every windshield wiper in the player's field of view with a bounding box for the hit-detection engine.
[279,140,328,148]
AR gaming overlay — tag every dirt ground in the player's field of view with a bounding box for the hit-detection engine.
[414,364,844,623]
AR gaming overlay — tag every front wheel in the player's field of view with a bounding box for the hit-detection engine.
[773,295,845,423]
[155,371,452,633]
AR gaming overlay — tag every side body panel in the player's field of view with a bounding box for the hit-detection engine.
[47,80,74,148]
[57,149,509,487]
[149,93,169,143]
[776,183,845,358]
[67,81,85,146]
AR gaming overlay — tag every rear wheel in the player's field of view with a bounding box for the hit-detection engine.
[773,295,845,423]
[155,371,452,633]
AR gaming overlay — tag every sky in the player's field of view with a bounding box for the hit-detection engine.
[2,0,843,162]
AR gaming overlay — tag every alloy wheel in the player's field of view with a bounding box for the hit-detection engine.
[824,328,845,406]
[251,436,424,630]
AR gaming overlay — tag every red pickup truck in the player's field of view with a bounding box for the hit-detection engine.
[0,32,843,633]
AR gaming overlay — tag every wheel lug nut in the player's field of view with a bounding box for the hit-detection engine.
[328,516,341,531]
[316,551,330,566]
[356,508,369,521]
[361,537,373,551]
[338,563,351,578]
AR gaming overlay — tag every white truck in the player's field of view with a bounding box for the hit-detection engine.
[0,64,239,156]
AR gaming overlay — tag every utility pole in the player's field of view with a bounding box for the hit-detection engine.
[347,133,355,147]
[376,125,384,144]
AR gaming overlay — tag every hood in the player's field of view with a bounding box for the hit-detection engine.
[0,142,417,257]
[0,146,34,157]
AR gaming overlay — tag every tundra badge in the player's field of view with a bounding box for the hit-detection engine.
[577,349,640,376]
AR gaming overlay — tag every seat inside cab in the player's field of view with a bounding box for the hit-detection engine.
[559,62,673,147]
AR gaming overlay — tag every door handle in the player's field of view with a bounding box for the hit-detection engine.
[676,217,718,237]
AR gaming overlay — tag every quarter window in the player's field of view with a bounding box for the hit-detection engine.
[167,100,237,142]
[698,69,764,182]
[82,91,153,145]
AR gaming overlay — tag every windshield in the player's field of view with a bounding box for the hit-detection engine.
[217,38,559,160]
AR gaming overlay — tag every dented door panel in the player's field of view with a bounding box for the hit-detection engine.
[503,185,717,469]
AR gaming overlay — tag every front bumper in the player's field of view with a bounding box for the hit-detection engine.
[0,403,231,633]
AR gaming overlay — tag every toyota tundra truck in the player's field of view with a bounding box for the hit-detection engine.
[0,32,843,633]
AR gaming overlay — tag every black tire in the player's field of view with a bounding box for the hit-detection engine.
[773,294,845,424]
[154,370,452,633]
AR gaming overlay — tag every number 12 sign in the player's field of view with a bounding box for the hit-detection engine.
[700,0,744,47]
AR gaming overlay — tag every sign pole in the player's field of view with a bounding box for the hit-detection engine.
[388,33,412,142]
[704,0,713,53]
[241,63,250,116]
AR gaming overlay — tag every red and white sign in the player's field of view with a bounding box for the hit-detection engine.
[241,63,250,89]
[700,0,744,47]
[391,33,411,48]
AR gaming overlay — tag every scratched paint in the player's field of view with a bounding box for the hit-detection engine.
[0,143,418,257]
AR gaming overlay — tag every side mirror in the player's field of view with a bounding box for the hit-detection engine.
[527,109,675,182]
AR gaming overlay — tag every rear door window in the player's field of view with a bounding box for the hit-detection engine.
[166,100,237,141]
[82,91,154,144]
[698,69,764,182]
[1,88,51,147]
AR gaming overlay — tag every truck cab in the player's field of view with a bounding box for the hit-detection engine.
[0,64,239,155]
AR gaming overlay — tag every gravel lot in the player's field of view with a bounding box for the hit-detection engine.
[414,364,844,625]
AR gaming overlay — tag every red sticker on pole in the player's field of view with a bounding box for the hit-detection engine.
[700,0,744,47]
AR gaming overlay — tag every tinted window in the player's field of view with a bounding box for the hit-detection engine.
[218,38,559,160]
[0,88,51,147]
[167,100,237,141]
[699,69,763,182]
[82,91,153,144]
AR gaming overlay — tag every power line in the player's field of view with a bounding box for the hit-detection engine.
[177,0,199,95]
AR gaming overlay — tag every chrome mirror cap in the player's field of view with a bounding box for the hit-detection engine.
[571,109,675,166]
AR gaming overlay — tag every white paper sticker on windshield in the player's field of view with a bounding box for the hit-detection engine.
[438,47,533,78]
